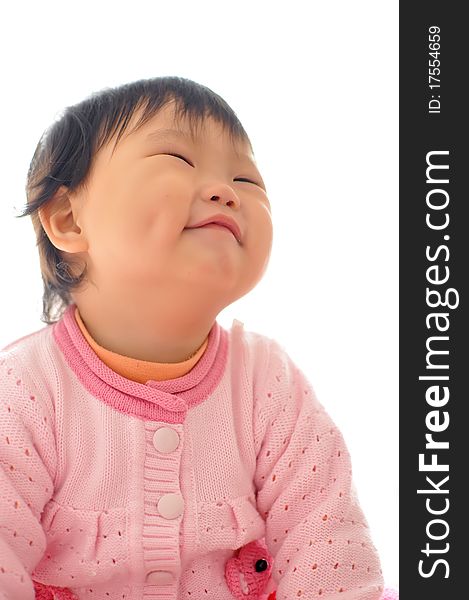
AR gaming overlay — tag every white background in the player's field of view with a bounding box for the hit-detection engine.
[0,0,398,588]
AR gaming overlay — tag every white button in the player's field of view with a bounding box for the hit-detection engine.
[145,570,174,585]
[153,427,180,453]
[157,493,184,519]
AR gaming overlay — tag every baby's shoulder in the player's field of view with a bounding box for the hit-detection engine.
[231,319,276,360]
[1,322,52,361]
[0,323,57,401]
[230,319,293,382]
[0,326,57,461]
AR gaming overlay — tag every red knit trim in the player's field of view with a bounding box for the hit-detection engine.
[33,580,79,600]
[225,540,275,600]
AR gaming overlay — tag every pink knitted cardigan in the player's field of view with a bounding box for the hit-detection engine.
[1,304,394,599]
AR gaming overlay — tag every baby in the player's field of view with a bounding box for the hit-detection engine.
[0,76,396,599]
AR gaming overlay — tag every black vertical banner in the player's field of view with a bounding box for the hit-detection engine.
[400,2,467,598]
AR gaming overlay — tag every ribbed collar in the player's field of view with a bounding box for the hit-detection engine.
[52,304,229,424]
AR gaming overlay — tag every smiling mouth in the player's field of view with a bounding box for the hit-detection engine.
[199,223,234,234]
[187,223,239,242]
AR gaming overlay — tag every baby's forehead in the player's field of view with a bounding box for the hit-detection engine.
[146,118,250,154]
[145,125,252,159]
[129,103,252,153]
[101,103,254,165]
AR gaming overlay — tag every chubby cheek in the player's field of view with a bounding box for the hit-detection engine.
[248,208,272,256]
[242,209,273,281]
[108,187,185,249]
[131,174,189,239]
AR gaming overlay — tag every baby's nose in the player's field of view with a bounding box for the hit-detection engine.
[210,194,236,208]
[205,183,240,208]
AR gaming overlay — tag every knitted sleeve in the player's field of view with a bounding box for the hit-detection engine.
[253,339,384,600]
[0,354,57,599]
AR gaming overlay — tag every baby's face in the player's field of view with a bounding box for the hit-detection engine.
[72,101,273,311]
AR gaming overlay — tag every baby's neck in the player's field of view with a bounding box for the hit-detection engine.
[74,306,209,382]
[71,295,217,364]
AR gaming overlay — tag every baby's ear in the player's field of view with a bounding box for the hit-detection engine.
[39,185,88,254]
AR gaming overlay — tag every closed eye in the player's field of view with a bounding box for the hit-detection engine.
[234,177,261,186]
[164,153,194,166]
[158,154,262,188]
